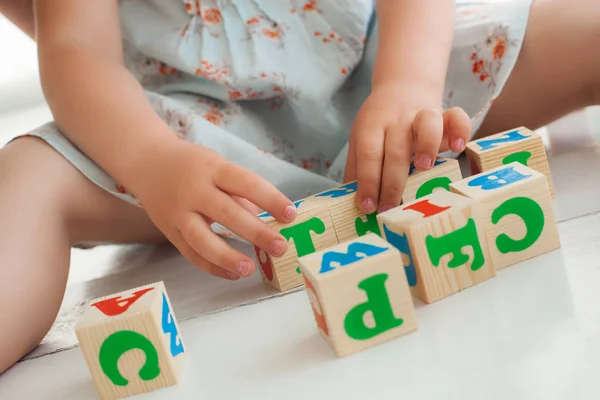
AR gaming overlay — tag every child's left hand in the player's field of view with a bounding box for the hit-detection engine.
[344,83,471,214]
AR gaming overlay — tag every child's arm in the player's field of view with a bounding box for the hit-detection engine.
[35,0,296,279]
[345,0,471,213]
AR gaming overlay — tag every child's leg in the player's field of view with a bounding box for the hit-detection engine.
[476,0,600,137]
[0,137,165,374]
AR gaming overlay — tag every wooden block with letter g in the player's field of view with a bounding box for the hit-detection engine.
[254,181,381,293]
[402,157,463,203]
[450,162,560,270]
[377,190,495,304]
[75,281,186,400]
[299,233,418,357]
[465,126,554,196]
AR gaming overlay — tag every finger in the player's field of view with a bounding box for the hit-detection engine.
[202,193,288,257]
[343,136,358,183]
[171,230,240,280]
[180,213,257,277]
[412,108,444,171]
[355,124,385,214]
[233,196,261,215]
[440,107,472,153]
[379,122,413,213]
[216,164,296,223]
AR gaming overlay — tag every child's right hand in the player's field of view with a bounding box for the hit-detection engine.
[134,141,297,280]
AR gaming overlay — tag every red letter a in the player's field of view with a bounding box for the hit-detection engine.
[404,199,450,218]
[92,287,154,316]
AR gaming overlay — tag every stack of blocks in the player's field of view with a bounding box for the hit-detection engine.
[295,126,560,357]
[254,157,463,292]
[76,282,186,400]
[74,126,563,395]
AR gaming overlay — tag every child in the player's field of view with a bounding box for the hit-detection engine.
[0,0,598,373]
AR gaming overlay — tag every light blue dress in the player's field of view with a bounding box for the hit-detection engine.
[21,0,533,214]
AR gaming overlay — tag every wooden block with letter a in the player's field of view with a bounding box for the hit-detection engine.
[299,233,418,357]
[402,157,463,203]
[254,181,381,292]
[450,162,560,270]
[465,126,554,196]
[75,282,186,400]
[377,190,495,304]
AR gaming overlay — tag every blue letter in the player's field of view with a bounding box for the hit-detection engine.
[161,293,184,357]
[316,181,357,199]
[476,129,530,151]
[467,165,530,191]
[320,242,388,274]
[383,224,417,286]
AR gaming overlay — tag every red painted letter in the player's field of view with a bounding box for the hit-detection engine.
[92,287,154,316]
[404,199,450,218]
[304,277,328,336]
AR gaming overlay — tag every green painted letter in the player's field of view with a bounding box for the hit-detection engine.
[502,151,532,166]
[416,176,452,199]
[99,330,160,386]
[426,218,485,271]
[344,274,403,340]
[355,213,381,237]
[280,217,326,257]
[492,196,544,253]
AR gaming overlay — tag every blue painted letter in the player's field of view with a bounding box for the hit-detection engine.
[476,129,530,151]
[383,224,417,286]
[320,242,388,274]
[161,293,184,357]
[316,181,357,199]
[467,165,530,191]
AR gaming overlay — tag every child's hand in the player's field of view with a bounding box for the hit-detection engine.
[344,83,471,213]
[135,141,297,280]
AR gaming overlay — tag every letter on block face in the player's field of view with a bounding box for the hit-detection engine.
[450,162,560,270]
[254,181,381,292]
[465,126,554,196]
[298,233,418,357]
[377,190,495,304]
[75,282,186,400]
[403,157,463,203]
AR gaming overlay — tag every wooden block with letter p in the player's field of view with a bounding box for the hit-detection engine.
[299,233,418,357]
[402,157,463,203]
[254,181,381,292]
[465,126,554,196]
[75,282,186,400]
[377,190,495,304]
[450,162,560,270]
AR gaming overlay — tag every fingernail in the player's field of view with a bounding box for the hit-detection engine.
[379,204,393,213]
[226,271,240,280]
[284,205,297,221]
[361,198,376,213]
[271,238,287,256]
[416,155,433,169]
[452,138,465,151]
[236,260,252,276]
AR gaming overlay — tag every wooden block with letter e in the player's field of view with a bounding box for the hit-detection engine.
[254,181,381,292]
[298,233,418,357]
[450,162,560,270]
[465,126,554,196]
[377,190,495,304]
[75,282,186,400]
[402,157,463,203]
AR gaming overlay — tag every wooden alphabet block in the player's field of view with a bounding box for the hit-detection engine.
[377,190,495,304]
[76,282,186,400]
[450,162,560,270]
[402,157,463,203]
[254,181,381,292]
[299,233,418,357]
[465,126,554,196]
